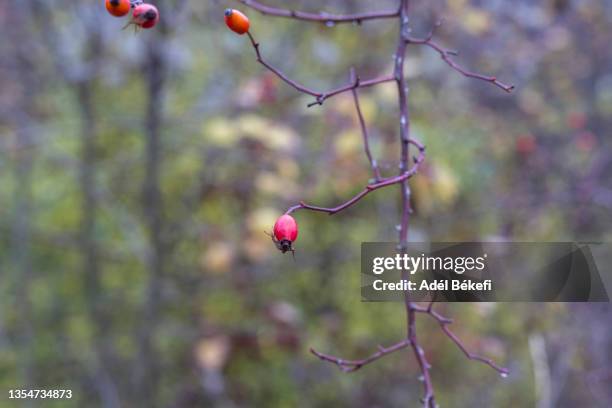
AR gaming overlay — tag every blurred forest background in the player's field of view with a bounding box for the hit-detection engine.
[1,0,611,407]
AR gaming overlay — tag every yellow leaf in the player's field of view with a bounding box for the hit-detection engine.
[195,336,230,371]
[201,242,234,274]
[357,94,378,124]
[237,114,299,151]
[275,157,300,180]
[335,129,362,157]
[243,233,273,262]
[462,8,491,35]
[202,117,239,147]
[247,207,280,235]
[412,175,433,216]
[433,164,459,206]
[255,172,297,198]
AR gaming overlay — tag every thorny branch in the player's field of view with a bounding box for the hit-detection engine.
[237,0,513,406]
[285,139,425,216]
[238,0,400,24]
[350,67,381,181]
[246,31,394,106]
[310,303,508,374]
[404,20,515,93]
[393,3,440,404]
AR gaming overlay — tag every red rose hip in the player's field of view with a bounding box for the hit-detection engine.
[271,214,298,254]
[131,4,159,29]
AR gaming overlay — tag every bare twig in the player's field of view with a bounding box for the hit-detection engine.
[238,0,400,24]
[405,21,515,93]
[310,340,410,372]
[350,67,381,181]
[412,303,509,375]
[312,302,509,406]
[285,140,424,216]
[246,31,394,106]
[306,75,396,107]
[246,31,319,97]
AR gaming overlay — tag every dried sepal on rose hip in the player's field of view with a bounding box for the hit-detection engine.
[224,9,250,35]
[269,214,298,256]
[105,0,131,17]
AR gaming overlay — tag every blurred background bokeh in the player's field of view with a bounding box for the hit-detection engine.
[0,0,611,407]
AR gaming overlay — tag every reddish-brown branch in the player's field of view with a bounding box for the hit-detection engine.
[285,140,425,216]
[394,1,438,404]
[311,304,508,377]
[411,303,509,375]
[408,307,435,406]
[395,3,412,250]
[246,31,395,106]
[238,0,400,24]
[310,339,410,372]
[306,75,396,107]
[246,32,320,97]
[405,24,515,93]
[350,67,381,181]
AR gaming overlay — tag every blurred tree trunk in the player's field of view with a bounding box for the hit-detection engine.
[76,24,121,404]
[136,34,167,407]
[12,108,36,393]
[8,2,36,401]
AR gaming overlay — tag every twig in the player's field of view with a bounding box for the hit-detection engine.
[350,67,381,181]
[408,307,435,406]
[306,75,396,107]
[246,31,320,97]
[238,0,400,24]
[405,22,515,93]
[245,31,394,106]
[310,340,410,372]
[412,303,509,375]
[310,302,509,375]
[285,140,425,216]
